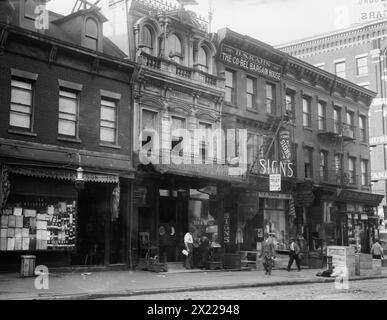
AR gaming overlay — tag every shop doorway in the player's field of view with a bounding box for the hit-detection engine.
[159,197,178,262]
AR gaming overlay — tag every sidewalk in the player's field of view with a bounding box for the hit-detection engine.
[1,267,386,300]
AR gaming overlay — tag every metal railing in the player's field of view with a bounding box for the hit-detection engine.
[314,170,358,187]
[317,118,357,140]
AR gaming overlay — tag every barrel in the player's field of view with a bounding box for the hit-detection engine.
[20,255,36,278]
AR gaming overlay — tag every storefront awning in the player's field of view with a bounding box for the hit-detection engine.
[5,165,119,184]
[337,189,385,206]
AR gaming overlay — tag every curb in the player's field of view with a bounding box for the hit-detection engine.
[32,273,387,300]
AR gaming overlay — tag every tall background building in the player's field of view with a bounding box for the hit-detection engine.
[277,18,387,221]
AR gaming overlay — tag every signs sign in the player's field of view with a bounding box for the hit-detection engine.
[220,44,282,81]
[223,212,231,244]
[269,174,281,191]
[279,129,292,161]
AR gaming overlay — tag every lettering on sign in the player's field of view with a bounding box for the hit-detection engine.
[270,174,281,192]
[279,130,292,161]
[370,136,387,146]
[223,212,230,244]
[220,44,282,81]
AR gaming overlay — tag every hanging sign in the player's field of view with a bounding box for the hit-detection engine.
[220,44,282,81]
[279,129,292,161]
[223,212,231,244]
[270,174,281,191]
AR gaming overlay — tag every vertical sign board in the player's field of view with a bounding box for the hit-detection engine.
[327,246,356,277]
[223,212,230,244]
[279,129,292,162]
[270,174,281,192]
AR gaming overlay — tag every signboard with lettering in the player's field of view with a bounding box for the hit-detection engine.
[279,129,292,161]
[270,174,281,191]
[220,44,282,81]
[223,212,231,244]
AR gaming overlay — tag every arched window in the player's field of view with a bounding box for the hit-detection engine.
[142,26,153,54]
[85,18,98,50]
[169,34,183,63]
[197,46,208,72]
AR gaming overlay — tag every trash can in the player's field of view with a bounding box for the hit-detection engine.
[20,255,36,278]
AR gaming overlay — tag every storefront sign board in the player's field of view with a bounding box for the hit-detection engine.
[269,174,281,191]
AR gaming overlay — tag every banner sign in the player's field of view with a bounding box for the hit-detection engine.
[220,44,282,81]
[279,129,292,161]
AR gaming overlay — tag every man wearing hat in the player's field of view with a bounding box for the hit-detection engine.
[260,233,276,275]
[287,238,301,272]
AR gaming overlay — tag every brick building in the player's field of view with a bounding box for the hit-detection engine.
[0,0,135,271]
[277,18,387,218]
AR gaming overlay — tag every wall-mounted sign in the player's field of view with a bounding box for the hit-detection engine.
[279,130,292,161]
[258,192,291,200]
[370,135,387,146]
[223,212,231,244]
[220,44,282,81]
[270,174,281,192]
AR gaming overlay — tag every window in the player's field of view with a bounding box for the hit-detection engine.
[335,61,346,79]
[10,78,33,130]
[348,157,356,185]
[142,26,153,54]
[356,56,368,76]
[320,151,328,181]
[85,18,98,50]
[225,69,235,103]
[346,111,355,138]
[266,83,275,114]
[318,101,326,131]
[141,109,158,154]
[58,90,78,137]
[359,115,367,142]
[169,34,182,63]
[197,46,208,72]
[302,97,311,128]
[335,154,343,173]
[247,133,261,166]
[333,107,341,134]
[361,159,368,186]
[24,0,37,20]
[171,116,186,156]
[246,77,256,109]
[100,98,117,144]
[303,148,313,179]
[285,90,295,124]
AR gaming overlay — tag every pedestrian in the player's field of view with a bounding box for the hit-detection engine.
[184,228,194,269]
[260,233,276,275]
[371,239,384,260]
[287,238,301,272]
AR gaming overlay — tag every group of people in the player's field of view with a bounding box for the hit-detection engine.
[260,233,302,275]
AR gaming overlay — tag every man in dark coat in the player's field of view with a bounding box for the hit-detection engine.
[287,238,301,272]
[260,233,276,275]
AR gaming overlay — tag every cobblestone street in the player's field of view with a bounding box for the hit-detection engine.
[108,279,387,300]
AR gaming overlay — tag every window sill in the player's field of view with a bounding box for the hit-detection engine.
[224,102,237,108]
[8,129,37,137]
[303,127,313,132]
[246,107,258,114]
[99,143,121,150]
[57,137,82,144]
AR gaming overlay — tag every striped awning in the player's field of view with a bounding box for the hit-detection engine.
[5,165,119,184]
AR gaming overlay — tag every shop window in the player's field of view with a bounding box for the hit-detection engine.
[225,69,235,104]
[10,78,34,131]
[100,98,118,144]
[263,199,289,251]
[356,56,368,76]
[85,18,98,51]
[302,96,311,128]
[246,76,256,109]
[58,89,78,137]
[266,83,275,114]
[318,101,326,131]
